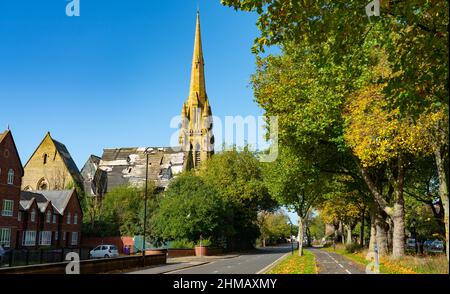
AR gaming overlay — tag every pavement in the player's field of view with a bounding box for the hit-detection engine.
[127,245,292,274]
[309,248,366,274]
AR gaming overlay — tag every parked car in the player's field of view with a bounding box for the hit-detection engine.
[406,238,416,250]
[431,240,444,252]
[0,245,10,265]
[89,245,119,259]
[423,240,434,251]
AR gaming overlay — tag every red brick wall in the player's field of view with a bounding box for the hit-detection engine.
[0,131,23,249]
[58,192,83,248]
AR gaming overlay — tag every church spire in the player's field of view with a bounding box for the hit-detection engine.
[188,11,207,106]
[180,12,214,171]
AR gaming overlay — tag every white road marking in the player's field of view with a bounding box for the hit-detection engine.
[338,264,344,268]
[345,269,352,274]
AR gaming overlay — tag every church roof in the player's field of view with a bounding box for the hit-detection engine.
[52,138,83,184]
[24,132,83,187]
[99,147,185,192]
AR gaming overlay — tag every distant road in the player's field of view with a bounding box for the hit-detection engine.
[166,245,291,274]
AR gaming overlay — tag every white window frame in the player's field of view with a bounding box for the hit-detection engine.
[71,232,78,246]
[74,213,78,225]
[0,228,11,248]
[67,212,71,225]
[22,231,36,246]
[7,169,14,185]
[52,214,57,224]
[1,200,14,217]
[46,211,51,223]
[39,231,52,246]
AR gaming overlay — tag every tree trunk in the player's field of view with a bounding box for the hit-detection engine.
[298,216,304,256]
[375,208,389,257]
[391,161,406,259]
[346,224,352,245]
[391,201,406,258]
[340,221,345,245]
[435,146,449,261]
[369,207,377,253]
[360,208,365,247]
[306,227,312,247]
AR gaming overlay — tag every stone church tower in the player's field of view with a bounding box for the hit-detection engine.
[179,12,214,170]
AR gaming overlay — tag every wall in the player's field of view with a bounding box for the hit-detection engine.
[0,252,167,274]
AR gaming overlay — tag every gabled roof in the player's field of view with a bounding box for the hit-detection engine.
[20,189,77,215]
[24,132,82,186]
[0,129,24,176]
[20,191,49,213]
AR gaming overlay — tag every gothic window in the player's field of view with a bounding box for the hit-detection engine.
[37,178,49,191]
[43,153,48,165]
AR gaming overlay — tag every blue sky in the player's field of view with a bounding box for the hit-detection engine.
[0,0,266,167]
[0,0,297,222]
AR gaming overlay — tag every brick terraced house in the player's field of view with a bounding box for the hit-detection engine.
[0,130,24,249]
[18,189,83,248]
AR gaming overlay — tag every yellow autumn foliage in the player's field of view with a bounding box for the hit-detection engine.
[344,84,436,167]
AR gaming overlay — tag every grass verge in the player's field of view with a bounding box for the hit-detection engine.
[323,246,448,274]
[267,250,317,274]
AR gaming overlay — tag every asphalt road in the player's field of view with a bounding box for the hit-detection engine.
[309,248,366,274]
[166,245,292,274]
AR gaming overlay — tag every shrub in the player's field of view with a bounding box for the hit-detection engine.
[170,240,195,249]
[197,238,212,247]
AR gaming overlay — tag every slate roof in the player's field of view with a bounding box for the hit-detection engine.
[99,147,185,192]
[20,189,76,215]
[52,139,83,185]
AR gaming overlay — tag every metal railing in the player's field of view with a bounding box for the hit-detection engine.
[0,248,91,268]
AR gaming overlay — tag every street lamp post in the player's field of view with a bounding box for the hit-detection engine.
[288,219,294,255]
[142,152,149,265]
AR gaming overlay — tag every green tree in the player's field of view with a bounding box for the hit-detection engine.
[200,147,276,250]
[257,211,291,247]
[221,0,449,261]
[151,173,228,244]
[263,146,327,256]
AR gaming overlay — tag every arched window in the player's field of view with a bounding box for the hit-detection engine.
[7,169,14,185]
[37,178,49,191]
